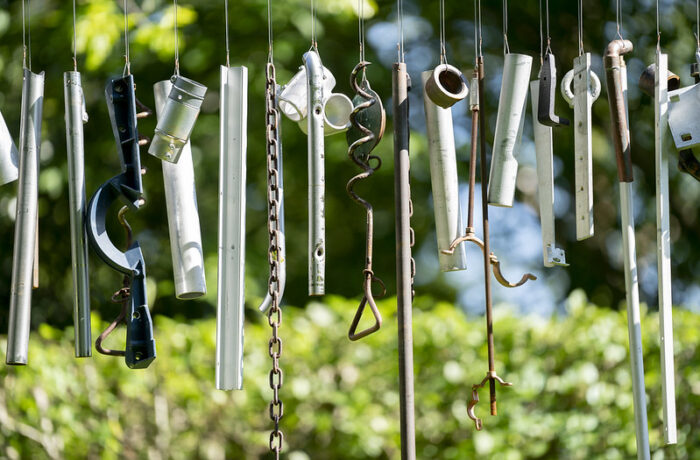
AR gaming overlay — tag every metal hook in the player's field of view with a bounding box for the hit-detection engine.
[348,270,386,341]
[467,371,513,430]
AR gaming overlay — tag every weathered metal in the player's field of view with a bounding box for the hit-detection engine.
[424,63,469,108]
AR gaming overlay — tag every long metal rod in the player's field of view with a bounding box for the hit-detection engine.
[7,69,44,365]
[305,50,325,296]
[154,80,207,300]
[421,71,467,272]
[393,62,416,460]
[604,39,650,460]
[654,50,676,445]
[63,70,91,357]
[216,65,248,390]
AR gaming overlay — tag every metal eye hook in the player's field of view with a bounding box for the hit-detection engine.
[348,270,386,341]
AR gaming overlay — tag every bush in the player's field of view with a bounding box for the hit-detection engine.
[1,291,697,459]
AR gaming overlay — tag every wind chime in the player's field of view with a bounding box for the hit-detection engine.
[346,0,387,341]
[6,0,44,366]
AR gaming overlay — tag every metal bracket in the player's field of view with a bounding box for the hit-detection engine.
[538,53,569,127]
[85,75,155,369]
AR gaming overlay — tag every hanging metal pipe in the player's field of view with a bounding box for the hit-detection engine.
[63,70,91,357]
[305,50,325,296]
[6,69,44,365]
[153,80,206,300]
[604,39,650,460]
[0,108,18,185]
[393,61,416,460]
[530,79,567,268]
[488,53,532,207]
[421,70,467,271]
[216,65,248,390]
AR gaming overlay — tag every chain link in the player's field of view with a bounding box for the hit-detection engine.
[265,61,284,458]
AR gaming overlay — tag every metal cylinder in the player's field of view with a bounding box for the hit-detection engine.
[63,71,91,357]
[149,75,207,164]
[487,53,532,207]
[154,80,207,300]
[421,70,467,271]
[216,65,248,390]
[305,50,326,296]
[7,69,44,365]
[0,108,18,185]
[424,64,469,108]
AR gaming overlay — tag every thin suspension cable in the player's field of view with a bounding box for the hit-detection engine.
[123,0,130,75]
[72,0,78,70]
[475,0,482,59]
[224,0,230,66]
[397,0,404,62]
[577,0,583,55]
[538,0,543,61]
[173,0,179,75]
[439,0,447,64]
[358,0,364,63]
[21,0,27,69]
[266,0,273,62]
[655,0,660,49]
[502,0,509,54]
[696,0,699,52]
[545,0,551,54]
[616,0,623,40]
[310,0,317,49]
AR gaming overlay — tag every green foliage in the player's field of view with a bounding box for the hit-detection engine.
[1,293,697,459]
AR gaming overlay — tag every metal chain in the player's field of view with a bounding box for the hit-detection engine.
[265,61,284,459]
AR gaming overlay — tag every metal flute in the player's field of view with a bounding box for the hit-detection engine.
[154,80,206,300]
[305,50,326,296]
[216,65,248,390]
[393,61,416,460]
[6,69,44,365]
[421,71,467,272]
[604,39,650,460]
[63,71,91,357]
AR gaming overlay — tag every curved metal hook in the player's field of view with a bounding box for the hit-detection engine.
[467,371,513,431]
[348,270,386,341]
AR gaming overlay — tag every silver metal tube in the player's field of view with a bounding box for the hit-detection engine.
[154,80,207,300]
[63,71,91,357]
[259,89,286,313]
[488,53,532,207]
[530,79,567,268]
[654,51,677,445]
[421,70,467,272]
[0,108,18,185]
[216,65,248,390]
[305,50,325,296]
[6,69,44,365]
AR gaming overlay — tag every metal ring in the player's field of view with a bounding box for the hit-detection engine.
[425,64,469,108]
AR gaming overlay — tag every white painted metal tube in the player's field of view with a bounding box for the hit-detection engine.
[421,70,467,271]
[305,50,325,296]
[154,80,206,300]
[216,66,248,390]
[488,54,532,207]
[654,51,677,445]
[0,108,18,185]
[6,69,44,365]
[63,71,91,357]
[530,79,567,268]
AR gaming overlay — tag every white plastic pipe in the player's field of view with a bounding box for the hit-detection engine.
[216,66,248,390]
[421,70,467,271]
[0,108,18,185]
[488,53,532,207]
[154,80,206,300]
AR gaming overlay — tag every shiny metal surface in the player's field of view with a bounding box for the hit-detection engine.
[0,108,18,185]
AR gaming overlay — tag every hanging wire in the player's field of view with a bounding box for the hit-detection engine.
[397,0,404,62]
[655,0,660,49]
[502,0,510,54]
[310,0,318,50]
[544,0,552,54]
[615,0,624,40]
[439,0,447,64]
[123,0,130,75]
[266,0,273,62]
[475,0,482,60]
[358,0,365,63]
[224,0,230,66]
[173,0,180,75]
[696,0,700,52]
[538,0,543,62]
[577,0,584,56]
[72,0,78,70]
[22,0,32,70]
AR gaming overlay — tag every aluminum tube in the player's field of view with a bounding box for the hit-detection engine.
[63,71,91,357]
[154,80,206,300]
[305,51,325,296]
[393,62,416,460]
[259,92,286,313]
[0,108,18,185]
[488,54,532,207]
[654,52,677,445]
[216,66,248,390]
[421,70,467,271]
[7,69,44,365]
[530,80,567,267]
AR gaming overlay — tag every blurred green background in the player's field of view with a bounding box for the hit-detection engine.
[0,0,698,458]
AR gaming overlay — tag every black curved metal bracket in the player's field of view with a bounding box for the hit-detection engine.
[538,53,570,127]
[86,75,156,369]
